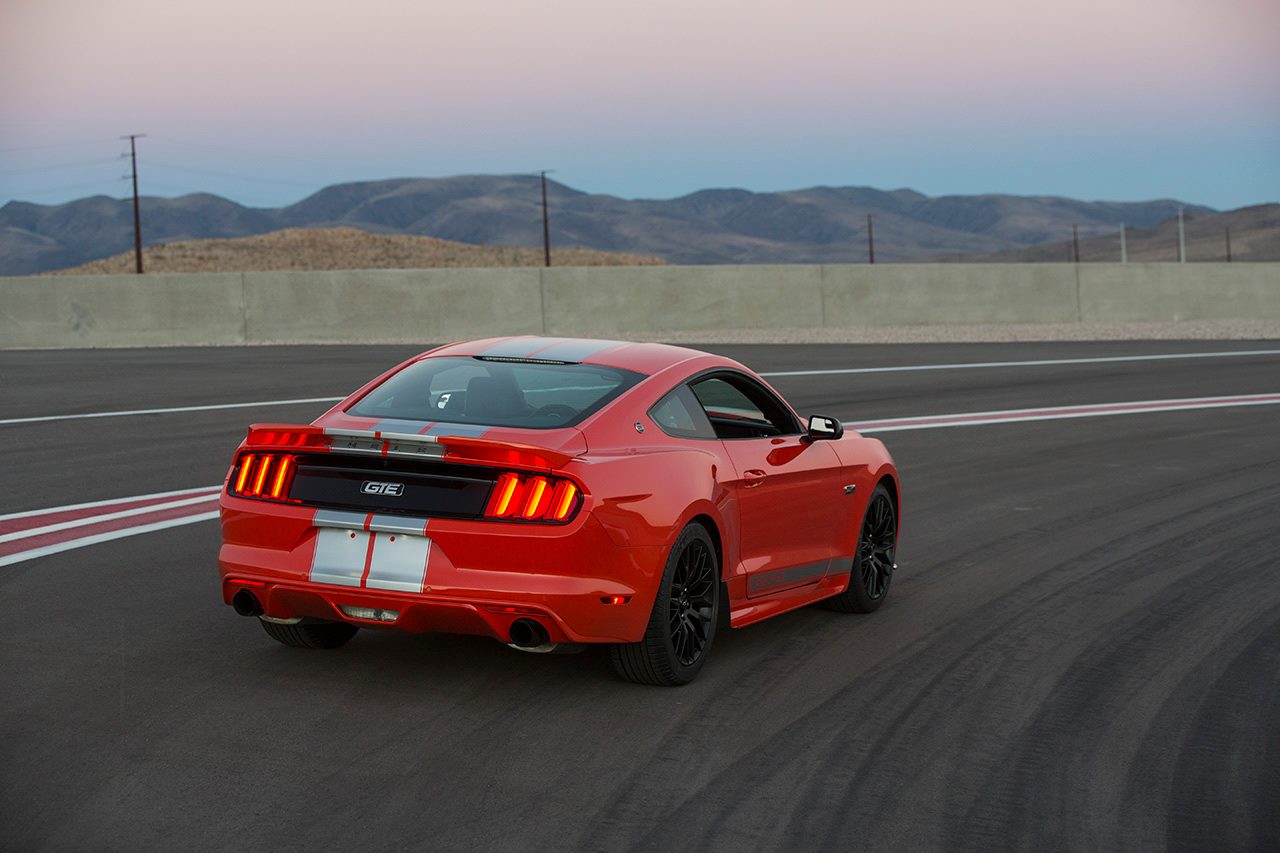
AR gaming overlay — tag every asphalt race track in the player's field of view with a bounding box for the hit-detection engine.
[2,341,1278,852]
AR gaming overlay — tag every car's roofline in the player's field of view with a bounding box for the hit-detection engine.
[418,336,716,376]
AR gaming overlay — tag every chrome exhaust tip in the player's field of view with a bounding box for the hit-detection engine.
[507,618,557,653]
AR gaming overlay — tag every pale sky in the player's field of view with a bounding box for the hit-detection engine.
[2,0,1277,209]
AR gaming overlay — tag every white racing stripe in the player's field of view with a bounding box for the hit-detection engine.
[4,349,1278,426]
[0,511,221,568]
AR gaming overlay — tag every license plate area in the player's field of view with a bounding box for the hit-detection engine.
[309,527,433,593]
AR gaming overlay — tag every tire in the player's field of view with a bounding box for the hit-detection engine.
[822,483,897,613]
[610,523,720,686]
[259,618,359,649]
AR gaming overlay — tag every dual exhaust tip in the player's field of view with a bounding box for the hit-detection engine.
[235,589,557,653]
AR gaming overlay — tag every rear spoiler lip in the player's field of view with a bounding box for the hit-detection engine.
[244,423,581,469]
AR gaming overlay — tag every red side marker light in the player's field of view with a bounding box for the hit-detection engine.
[600,595,631,605]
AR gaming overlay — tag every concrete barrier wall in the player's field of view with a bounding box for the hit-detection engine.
[2,263,1276,348]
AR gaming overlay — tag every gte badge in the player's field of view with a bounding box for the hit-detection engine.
[361,481,405,496]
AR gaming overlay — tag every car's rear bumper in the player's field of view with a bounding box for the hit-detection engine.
[217,493,665,643]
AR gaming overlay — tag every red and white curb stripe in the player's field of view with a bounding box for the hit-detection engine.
[2,391,1278,567]
[0,486,221,568]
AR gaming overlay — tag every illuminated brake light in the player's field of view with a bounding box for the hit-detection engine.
[231,452,297,502]
[246,425,327,450]
[483,473,581,522]
[521,477,551,518]
[548,482,578,521]
[234,454,256,493]
[486,473,521,518]
[268,455,295,499]
[251,455,273,495]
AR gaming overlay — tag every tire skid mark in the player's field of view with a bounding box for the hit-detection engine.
[581,447,1280,852]
[1119,599,1280,852]
[950,497,1280,852]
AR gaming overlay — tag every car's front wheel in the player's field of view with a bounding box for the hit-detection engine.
[259,618,359,649]
[822,483,897,613]
[610,522,720,686]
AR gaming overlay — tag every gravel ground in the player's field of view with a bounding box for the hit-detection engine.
[631,319,1280,344]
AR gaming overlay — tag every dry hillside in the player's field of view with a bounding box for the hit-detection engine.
[47,227,664,274]
[940,204,1279,263]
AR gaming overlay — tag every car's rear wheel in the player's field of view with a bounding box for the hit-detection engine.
[610,523,720,686]
[259,618,359,649]
[822,483,896,613]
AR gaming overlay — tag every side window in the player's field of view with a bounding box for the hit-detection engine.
[649,385,716,439]
[690,374,800,439]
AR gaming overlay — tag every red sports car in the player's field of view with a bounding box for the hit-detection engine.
[218,337,900,685]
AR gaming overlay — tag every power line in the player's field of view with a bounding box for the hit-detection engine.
[0,138,118,154]
[146,159,319,188]
[0,157,121,177]
[1,179,128,199]
[147,135,337,169]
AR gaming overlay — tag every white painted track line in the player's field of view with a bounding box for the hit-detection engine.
[0,485,222,522]
[0,396,343,426]
[851,392,1280,433]
[760,348,1280,378]
[0,493,220,544]
[0,511,221,568]
[2,390,1278,567]
[3,349,1278,426]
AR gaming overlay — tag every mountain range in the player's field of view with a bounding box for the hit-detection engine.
[941,203,1280,264]
[0,174,1223,275]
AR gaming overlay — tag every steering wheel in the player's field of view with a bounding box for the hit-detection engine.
[532,403,579,421]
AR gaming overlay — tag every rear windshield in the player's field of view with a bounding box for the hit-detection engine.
[348,357,644,429]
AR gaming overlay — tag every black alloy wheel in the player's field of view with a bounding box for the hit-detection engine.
[859,491,896,601]
[668,536,716,666]
[610,523,721,686]
[821,483,897,613]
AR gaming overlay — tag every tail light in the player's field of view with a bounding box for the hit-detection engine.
[229,453,298,502]
[484,473,581,523]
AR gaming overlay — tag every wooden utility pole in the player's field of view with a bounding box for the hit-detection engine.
[1119,223,1127,263]
[1225,226,1232,262]
[866,214,875,264]
[1177,206,1186,263]
[1072,224,1080,263]
[122,134,145,273]
[540,170,552,267]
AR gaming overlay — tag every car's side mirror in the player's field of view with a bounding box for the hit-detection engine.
[805,414,844,441]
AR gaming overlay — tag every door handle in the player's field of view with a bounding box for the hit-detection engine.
[743,469,767,488]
